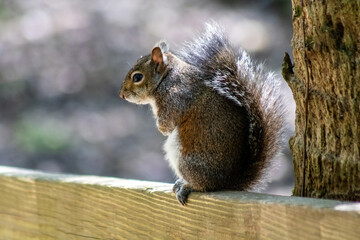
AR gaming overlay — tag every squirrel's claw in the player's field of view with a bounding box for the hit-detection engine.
[173,179,192,206]
[172,179,184,193]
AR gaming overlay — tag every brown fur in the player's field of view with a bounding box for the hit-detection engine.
[178,90,250,191]
[120,26,285,205]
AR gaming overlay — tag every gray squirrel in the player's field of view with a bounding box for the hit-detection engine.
[119,23,285,205]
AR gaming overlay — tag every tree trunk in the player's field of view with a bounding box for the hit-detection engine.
[283,0,359,200]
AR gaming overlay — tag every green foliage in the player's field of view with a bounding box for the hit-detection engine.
[0,0,7,19]
[0,80,26,98]
[294,5,302,18]
[15,118,70,153]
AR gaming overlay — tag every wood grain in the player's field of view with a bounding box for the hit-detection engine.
[0,166,359,240]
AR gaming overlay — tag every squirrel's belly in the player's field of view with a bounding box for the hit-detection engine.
[163,127,183,178]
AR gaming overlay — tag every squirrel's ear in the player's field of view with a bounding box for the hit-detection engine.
[151,41,169,65]
[151,47,163,65]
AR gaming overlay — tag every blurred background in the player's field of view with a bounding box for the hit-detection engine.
[0,0,295,195]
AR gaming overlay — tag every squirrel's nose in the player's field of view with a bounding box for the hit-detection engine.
[119,89,126,99]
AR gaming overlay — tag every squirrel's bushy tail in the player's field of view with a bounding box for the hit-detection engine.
[178,23,285,189]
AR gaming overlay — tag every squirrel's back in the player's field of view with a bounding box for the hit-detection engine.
[177,23,285,189]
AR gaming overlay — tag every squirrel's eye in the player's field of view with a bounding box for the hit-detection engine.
[132,73,143,83]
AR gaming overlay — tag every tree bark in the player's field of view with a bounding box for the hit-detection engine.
[283,0,359,200]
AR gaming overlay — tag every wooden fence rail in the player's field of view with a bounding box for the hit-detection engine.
[0,166,359,240]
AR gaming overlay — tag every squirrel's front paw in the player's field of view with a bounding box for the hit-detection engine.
[173,179,192,206]
[156,120,175,136]
[158,125,171,136]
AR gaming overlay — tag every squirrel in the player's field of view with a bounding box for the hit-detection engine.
[119,23,285,205]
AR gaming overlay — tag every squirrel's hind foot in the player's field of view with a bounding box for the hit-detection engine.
[173,179,192,206]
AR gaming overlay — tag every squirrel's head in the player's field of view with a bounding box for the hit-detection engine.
[119,42,169,104]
